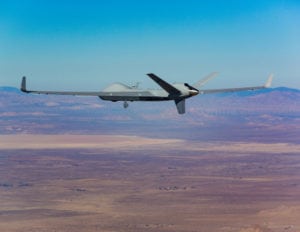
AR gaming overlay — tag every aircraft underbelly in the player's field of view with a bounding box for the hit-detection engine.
[99,95,169,101]
[99,91,169,101]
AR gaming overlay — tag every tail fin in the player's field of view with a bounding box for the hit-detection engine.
[175,99,185,114]
[21,76,28,92]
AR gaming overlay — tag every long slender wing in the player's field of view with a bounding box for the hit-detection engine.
[147,73,181,95]
[199,74,273,94]
[20,77,102,96]
[193,72,219,89]
[22,90,102,96]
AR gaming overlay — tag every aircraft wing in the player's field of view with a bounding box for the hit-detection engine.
[20,77,102,96]
[22,90,102,96]
[199,74,273,94]
[147,73,181,95]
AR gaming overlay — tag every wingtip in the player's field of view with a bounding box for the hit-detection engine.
[21,76,27,92]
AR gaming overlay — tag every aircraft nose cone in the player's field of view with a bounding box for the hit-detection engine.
[189,90,199,96]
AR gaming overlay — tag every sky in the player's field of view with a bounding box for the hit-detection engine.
[0,0,300,90]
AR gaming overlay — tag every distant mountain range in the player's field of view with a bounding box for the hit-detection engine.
[1,86,299,142]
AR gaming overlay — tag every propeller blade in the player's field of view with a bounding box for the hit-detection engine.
[193,72,219,89]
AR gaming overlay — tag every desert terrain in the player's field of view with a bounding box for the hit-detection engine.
[0,87,299,231]
[0,135,299,232]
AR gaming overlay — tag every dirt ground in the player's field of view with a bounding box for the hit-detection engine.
[0,135,299,232]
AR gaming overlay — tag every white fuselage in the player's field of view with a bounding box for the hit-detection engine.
[99,83,198,102]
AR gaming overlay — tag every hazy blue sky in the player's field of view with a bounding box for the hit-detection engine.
[0,0,299,90]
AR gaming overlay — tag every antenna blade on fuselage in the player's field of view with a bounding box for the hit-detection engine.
[147,73,181,95]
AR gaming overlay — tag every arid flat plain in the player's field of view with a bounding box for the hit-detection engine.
[0,135,300,232]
